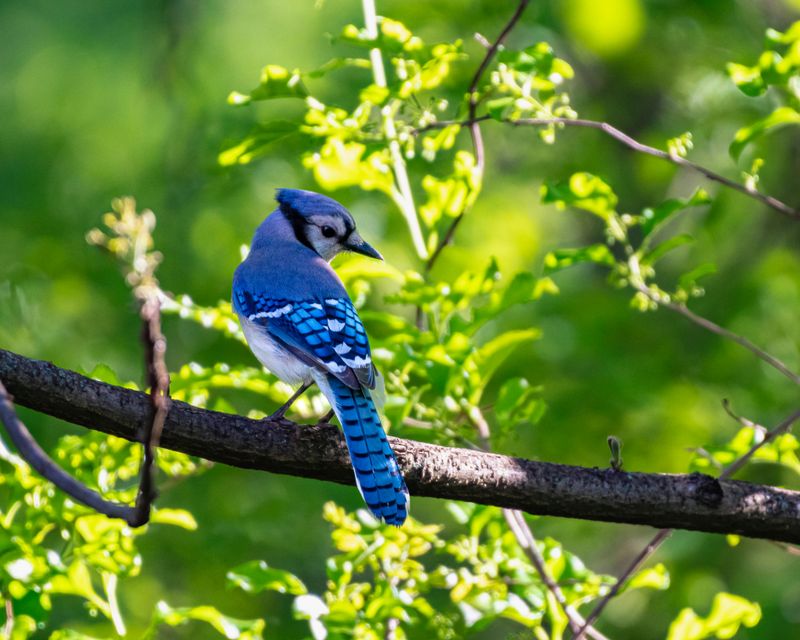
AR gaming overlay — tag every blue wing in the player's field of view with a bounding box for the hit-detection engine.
[233,289,375,390]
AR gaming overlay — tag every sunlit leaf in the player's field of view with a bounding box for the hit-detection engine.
[541,173,618,221]
[730,106,800,160]
[227,561,307,596]
[690,427,800,476]
[228,65,308,106]
[150,508,198,531]
[218,121,300,166]
[306,57,372,79]
[153,601,265,639]
[303,139,394,194]
[667,592,761,640]
[625,563,670,591]
[543,244,615,275]
[474,329,541,380]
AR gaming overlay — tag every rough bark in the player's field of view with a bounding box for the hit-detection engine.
[1,348,799,543]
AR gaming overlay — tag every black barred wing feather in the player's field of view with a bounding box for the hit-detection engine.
[234,290,375,390]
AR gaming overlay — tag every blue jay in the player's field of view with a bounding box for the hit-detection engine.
[232,189,409,526]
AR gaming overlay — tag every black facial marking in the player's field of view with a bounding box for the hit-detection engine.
[279,203,315,252]
[341,218,356,243]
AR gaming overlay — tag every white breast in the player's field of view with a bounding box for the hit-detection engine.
[239,315,314,386]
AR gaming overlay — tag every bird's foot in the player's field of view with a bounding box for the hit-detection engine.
[316,409,335,425]
[264,381,313,422]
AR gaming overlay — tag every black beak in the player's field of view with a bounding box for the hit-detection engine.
[346,232,383,260]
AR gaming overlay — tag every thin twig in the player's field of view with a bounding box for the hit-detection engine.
[504,509,610,640]
[662,300,800,386]
[415,115,800,222]
[722,399,767,434]
[720,407,800,480]
[628,256,800,387]
[513,117,800,221]
[4,596,13,638]
[129,297,171,527]
[425,0,531,272]
[573,529,673,640]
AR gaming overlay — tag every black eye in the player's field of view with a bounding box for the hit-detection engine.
[321,225,337,238]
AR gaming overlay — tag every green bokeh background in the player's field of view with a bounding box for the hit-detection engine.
[1,0,799,637]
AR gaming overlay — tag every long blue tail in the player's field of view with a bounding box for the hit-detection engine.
[326,376,409,526]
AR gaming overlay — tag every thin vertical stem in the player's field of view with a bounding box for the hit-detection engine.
[362,0,428,259]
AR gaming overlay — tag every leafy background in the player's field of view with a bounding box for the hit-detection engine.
[1,0,799,637]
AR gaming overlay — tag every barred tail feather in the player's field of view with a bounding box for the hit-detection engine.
[321,375,409,526]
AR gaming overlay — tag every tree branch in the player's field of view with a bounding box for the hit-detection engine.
[3,349,800,543]
[416,116,800,222]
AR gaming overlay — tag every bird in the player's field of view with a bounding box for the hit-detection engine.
[232,188,409,526]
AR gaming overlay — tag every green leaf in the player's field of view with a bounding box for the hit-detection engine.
[486,97,514,121]
[498,272,543,310]
[541,173,618,221]
[640,189,711,238]
[149,508,198,531]
[49,561,110,619]
[497,43,574,80]
[625,563,670,591]
[419,151,480,227]
[153,601,265,639]
[9,616,39,640]
[678,263,717,294]
[726,62,766,97]
[227,560,307,596]
[667,592,761,640]
[543,244,615,275]
[302,139,394,194]
[469,329,541,396]
[228,65,308,105]
[640,233,694,266]
[306,57,371,79]
[334,254,404,286]
[730,106,800,160]
[79,363,139,390]
[494,377,546,427]
[690,427,800,476]
[218,121,300,166]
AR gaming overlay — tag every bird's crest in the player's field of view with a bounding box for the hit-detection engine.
[276,189,353,224]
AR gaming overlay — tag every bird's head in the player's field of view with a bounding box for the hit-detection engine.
[275,189,383,262]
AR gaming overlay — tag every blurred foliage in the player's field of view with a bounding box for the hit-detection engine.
[1,0,800,638]
[727,20,800,159]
